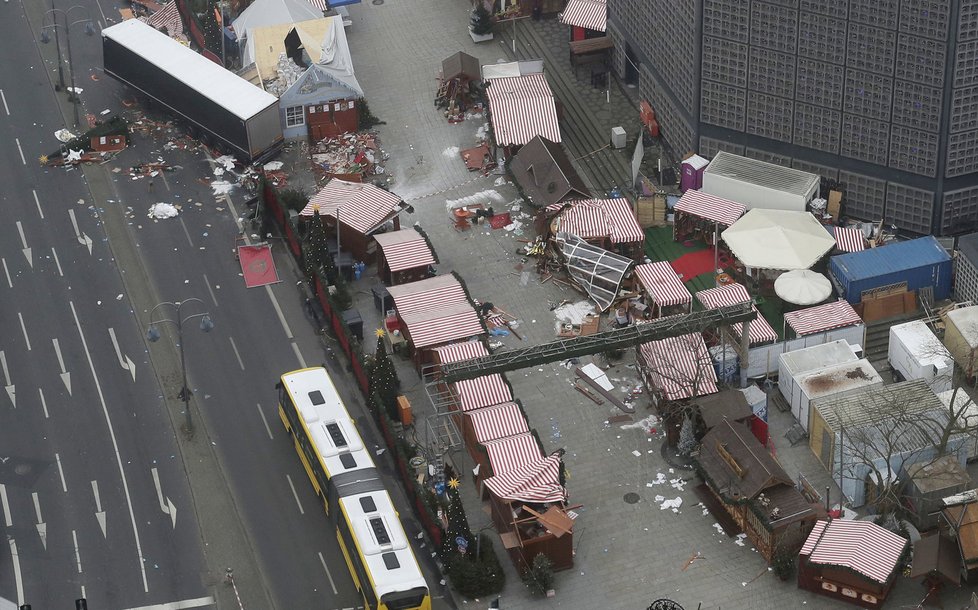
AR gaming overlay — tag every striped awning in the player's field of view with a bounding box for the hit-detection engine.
[485,73,561,147]
[834,226,867,253]
[696,283,778,345]
[432,341,512,410]
[784,299,862,336]
[481,432,544,477]
[637,332,718,401]
[300,179,405,235]
[674,190,746,227]
[388,276,484,349]
[559,0,607,32]
[374,229,437,272]
[484,455,566,503]
[465,402,529,443]
[547,199,644,244]
[635,261,691,307]
[146,1,184,37]
[801,520,907,584]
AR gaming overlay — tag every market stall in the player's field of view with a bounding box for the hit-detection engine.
[429,340,514,428]
[559,0,607,40]
[546,198,644,258]
[373,227,437,286]
[511,135,590,208]
[673,189,745,245]
[634,261,692,317]
[783,299,863,339]
[462,401,531,457]
[436,51,482,120]
[483,61,561,156]
[637,332,719,409]
[473,430,546,488]
[695,283,778,346]
[829,225,867,253]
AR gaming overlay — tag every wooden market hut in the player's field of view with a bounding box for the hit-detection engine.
[695,419,817,562]
[695,283,779,348]
[545,198,645,259]
[386,275,487,370]
[300,179,409,264]
[510,135,590,208]
[483,61,560,158]
[373,227,438,286]
[673,189,746,245]
[558,0,606,41]
[939,488,978,583]
[472,430,546,488]
[428,340,516,437]
[633,261,692,318]
[697,389,754,432]
[798,519,908,608]
[910,533,962,609]
[483,454,576,572]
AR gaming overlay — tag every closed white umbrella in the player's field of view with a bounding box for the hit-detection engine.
[775,269,833,306]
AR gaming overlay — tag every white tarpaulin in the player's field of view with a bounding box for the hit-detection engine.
[774,269,833,305]
[721,209,836,271]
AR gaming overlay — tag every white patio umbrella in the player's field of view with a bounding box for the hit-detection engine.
[774,269,833,306]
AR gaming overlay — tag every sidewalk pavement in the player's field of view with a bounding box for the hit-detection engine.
[339,2,976,609]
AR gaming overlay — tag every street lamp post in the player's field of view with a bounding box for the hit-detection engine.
[40,5,95,128]
[147,299,214,434]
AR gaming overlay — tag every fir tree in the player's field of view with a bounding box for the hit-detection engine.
[303,206,336,281]
[370,329,400,420]
[440,477,474,558]
[677,415,697,456]
[470,3,493,35]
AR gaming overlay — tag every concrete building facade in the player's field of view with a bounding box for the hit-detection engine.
[607,0,978,235]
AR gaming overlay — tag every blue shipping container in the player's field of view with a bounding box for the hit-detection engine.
[828,236,951,304]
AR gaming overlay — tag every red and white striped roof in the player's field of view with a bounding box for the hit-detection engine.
[834,226,867,253]
[146,1,184,37]
[696,283,778,345]
[674,190,746,227]
[388,276,484,349]
[432,341,513,410]
[635,261,691,307]
[637,332,719,401]
[373,229,436,272]
[547,199,644,244]
[559,0,607,32]
[485,455,566,503]
[801,519,907,584]
[485,73,561,147]
[480,432,544,477]
[784,299,862,336]
[305,0,328,10]
[465,402,529,443]
[300,179,404,235]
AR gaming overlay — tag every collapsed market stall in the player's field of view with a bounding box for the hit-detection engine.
[555,232,634,311]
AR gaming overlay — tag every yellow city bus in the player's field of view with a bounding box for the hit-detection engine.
[278,367,431,610]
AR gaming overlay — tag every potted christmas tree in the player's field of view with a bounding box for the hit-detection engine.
[469,2,494,43]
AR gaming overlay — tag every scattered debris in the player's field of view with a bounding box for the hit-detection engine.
[148,203,179,219]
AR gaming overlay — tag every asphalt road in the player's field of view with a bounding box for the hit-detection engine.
[0,2,210,609]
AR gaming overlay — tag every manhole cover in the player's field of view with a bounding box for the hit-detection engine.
[623,492,640,504]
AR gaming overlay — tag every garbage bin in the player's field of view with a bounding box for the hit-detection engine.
[341,309,363,341]
[372,285,394,313]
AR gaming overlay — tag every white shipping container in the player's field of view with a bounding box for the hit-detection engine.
[701,151,819,212]
[792,359,882,431]
[889,320,953,394]
[778,340,859,406]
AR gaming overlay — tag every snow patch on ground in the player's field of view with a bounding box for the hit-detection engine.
[442,146,460,158]
[263,161,283,171]
[620,414,659,434]
[211,181,234,196]
[148,203,179,219]
[445,189,506,211]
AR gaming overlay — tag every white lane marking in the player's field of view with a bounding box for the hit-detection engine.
[178,217,194,248]
[285,474,304,515]
[53,338,72,395]
[266,284,294,339]
[228,336,245,371]
[9,538,24,605]
[203,273,218,307]
[38,388,49,418]
[81,585,87,600]
[256,403,273,440]
[223,192,244,233]
[291,343,307,369]
[151,467,177,529]
[0,484,12,526]
[318,551,339,595]
[93,480,107,538]
[1,350,15,407]
[122,596,216,610]
[14,137,25,165]
[70,301,149,592]
[0,89,9,115]
[17,312,31,350]
[52,247,64,277]
[32,492,46,550]
[68,209,93,254]
[108,327,136,382]
[71,529,82,573]
[56,452,68,492]
[2,257,11,287]
[16,221,31,268]
[32,190,43,219]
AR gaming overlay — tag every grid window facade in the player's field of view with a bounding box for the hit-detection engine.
[745,148,792,167]
[700,80,747,131]
[797,13,848,65]
[888,125,939,176]
[703,37,748,88]
[896,36,947,87]
[954,257,978,303]
[943,186,978,234]
[749,47,796,98]
[838,170,887,220]
[960,0,978,40]
[847,23,897,75]
[746,92,794,142]
[643,66,696,153]
[792,158,840,181]
[955,41,978,88]
[750,2,799,54]
[891,82,943,132]
[703,0,750,43]
[946,130,978,177]
[849,0,899,29]
[796,58,845,109]
[699,137,745,159]
[899,0,950,41]
[793,103,842,153]
[950,86,978,133]
[841,114,890,165]
[844,69,894,121]
[885,183,935,234]
[801,0,848,17]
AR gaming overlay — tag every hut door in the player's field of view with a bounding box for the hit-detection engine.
[307,101,359,141]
